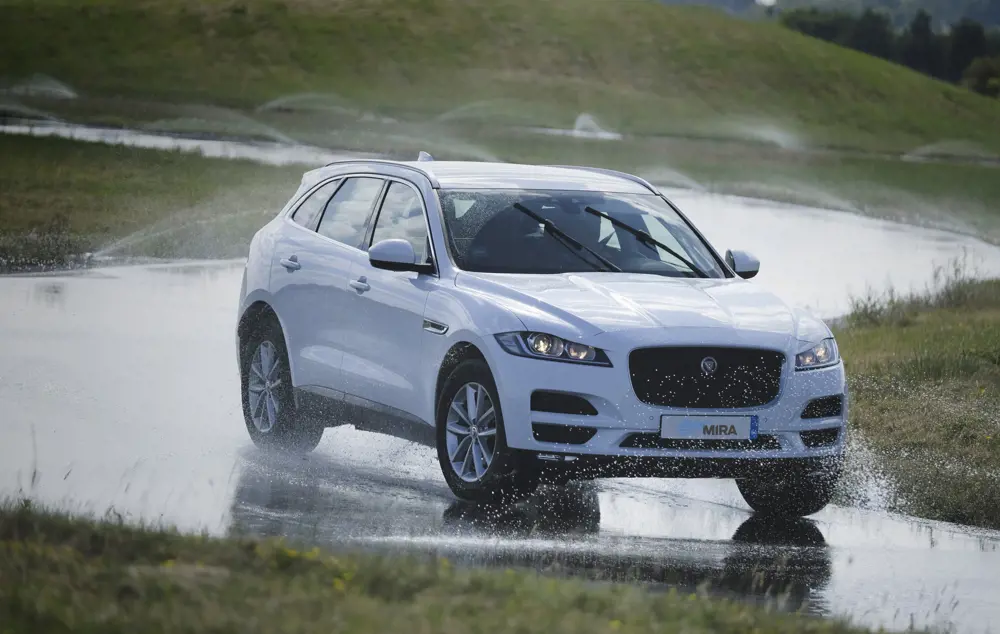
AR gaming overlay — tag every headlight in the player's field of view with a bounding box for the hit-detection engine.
[494,332,612,366]
[795,337,840,370]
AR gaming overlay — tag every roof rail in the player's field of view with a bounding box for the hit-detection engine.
[321,157,440,188]
[547,165,659,195]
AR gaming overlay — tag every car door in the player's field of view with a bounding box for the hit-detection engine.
[341,179,435,419]
[269,176,385,393]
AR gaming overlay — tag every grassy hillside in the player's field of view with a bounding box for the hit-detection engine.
[0,501,870,634]
[2,0,1000,153]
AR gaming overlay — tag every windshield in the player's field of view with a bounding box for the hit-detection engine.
[437,189,727,278]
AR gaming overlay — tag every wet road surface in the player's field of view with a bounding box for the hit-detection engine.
[4,195,1000,633]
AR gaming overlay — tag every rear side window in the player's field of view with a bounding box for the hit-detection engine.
[370,182,430,263]
[291,179,340,229]
[316,177,384,247]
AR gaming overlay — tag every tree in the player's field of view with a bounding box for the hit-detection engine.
[846,8,895,60]
[963,55,1000,96]
[898,10,944,77]
[946,18,988,81]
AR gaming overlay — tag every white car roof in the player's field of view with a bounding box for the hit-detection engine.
[303,160,656,194]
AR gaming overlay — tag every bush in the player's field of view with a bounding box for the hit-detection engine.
[963,55,1000,96]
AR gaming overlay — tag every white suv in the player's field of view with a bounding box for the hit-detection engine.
[236,157,847,517]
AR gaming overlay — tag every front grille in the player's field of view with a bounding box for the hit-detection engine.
[801,395,843,419]
[629,346,785,408]
[620,433,781,451]
[531,391,598,416]
[800,428,840,448]
[532,423,597,445]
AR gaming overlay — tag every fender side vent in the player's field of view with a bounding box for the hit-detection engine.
[530,391,598,416]
[532,423,597,445]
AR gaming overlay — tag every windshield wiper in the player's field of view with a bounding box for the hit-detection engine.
[582,206,707,278]
[510,203,620,273]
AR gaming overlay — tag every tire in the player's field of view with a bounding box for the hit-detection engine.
[436,359,539,503]
[736,465,840,517]
[239,315,323,454]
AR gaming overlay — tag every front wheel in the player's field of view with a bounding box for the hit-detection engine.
[436,359,539,503]
[736,466,840,517]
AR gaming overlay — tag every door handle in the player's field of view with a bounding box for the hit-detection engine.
[349,277,370,293]
[280,255,301,271]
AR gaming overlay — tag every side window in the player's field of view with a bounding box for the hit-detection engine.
[370,182,430,263]
[316,177,385,247]
[291,179,340,229]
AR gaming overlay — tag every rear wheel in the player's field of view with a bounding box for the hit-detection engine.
[736,465,840,517]
[436,359,539,503]
[240,316,323,453]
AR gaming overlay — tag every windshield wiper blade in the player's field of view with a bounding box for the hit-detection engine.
[511,203,620,272]
[582,206,708,278]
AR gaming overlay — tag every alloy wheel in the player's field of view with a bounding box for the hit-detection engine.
[247,340,283,433]
[445,382,497,482]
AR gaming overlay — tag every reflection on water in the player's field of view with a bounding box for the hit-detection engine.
[30,281,67,308]
[228,451,832,616]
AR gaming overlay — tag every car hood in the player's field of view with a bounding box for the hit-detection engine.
[455,272,827,343]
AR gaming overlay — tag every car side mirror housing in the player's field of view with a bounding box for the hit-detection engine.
[725,249,760,279]
[369,238,424,272]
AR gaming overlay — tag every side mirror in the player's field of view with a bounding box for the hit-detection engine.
[368,238,430,273]
[725,249,760,280]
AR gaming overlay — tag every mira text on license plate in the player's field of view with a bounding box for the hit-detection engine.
[660,415,759,440]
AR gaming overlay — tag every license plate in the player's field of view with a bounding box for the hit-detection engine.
[660,415,759,440]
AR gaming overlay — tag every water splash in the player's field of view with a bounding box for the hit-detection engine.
[523,112,622,141]
[0,99,63,124]
[256,92,358,116]
[256,93,397,124]
[901,140,1000,164]
[637,165,706,191]
[835,427,898,511]
[142,105,298,145]
[0,73,78,100]
[91,185,285,261]
[0,122,363,166]
[434,99,538,125]
[92,212,248,259]
[714,119,806,151]
[710,179,863,214]
[571,113,622,140]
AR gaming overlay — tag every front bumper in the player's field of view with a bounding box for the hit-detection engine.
[488,337,848,469]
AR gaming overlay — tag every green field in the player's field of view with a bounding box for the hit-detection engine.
[836,272,1000,528]
[0,501,872,634]
[2,0,1000,153]
[2,0,999,246]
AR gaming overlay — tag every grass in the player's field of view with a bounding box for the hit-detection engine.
[0,500,873,634]
[1,0,1000,154]
[0,134,301,269]
[837,260,1000,528]
[3,129,1000,272]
